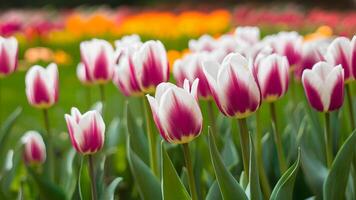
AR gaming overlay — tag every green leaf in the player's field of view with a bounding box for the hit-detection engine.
[60,148,77,199]
[208,128,248,200]
[125,102,149,164]
[323,130,356,200]
[206,181,222,200]
[270,148,301,200]
[248,134,262,200]
[78,156,84,200]
[27,167,66,200]
[0,107,22,144]
[127,136,161,200]
[161,141,190,200]
[102,177,123,200]
[104,118,121,154]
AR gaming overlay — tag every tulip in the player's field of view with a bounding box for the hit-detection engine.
[80,39,115,84]
[203,52,261,118]
[254,53,289,102]
[234,26,260,45]
[189,34,217,52]
[146,79,202,144]
[302,61,344,112]
[0,36,18,77]
[21,131,46,165]
[65,107,105,155]
[25,63,59,108]
[133,40,169,93]
[114,34,142,64]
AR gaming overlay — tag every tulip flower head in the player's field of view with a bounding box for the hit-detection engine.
[254,53,289,102]
[203,53,261,118]
[146,79,202,144]
[25,63,59,108]
[114,34,142,64]
[234,26,260,45]
[189,34,217,52]
[21,131,46,165]
[65,107,105,155]
[302,62,344,112]
[133,40,169,93]
[326,36,355,82]
[0,36,18,77]
[80,39,115,84]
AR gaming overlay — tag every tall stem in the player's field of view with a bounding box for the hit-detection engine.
[256,111,271,199]
[237,118,250,179]
[269,102,287,174]
[182,143,198,200]
[43,109,54,181]
[142,97,158,176]
[324,112,333,168]
[346,84,355,131]
[207,100,220,147]
[88,155,97,200]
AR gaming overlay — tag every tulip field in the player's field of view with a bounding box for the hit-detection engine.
[0,5,356,200]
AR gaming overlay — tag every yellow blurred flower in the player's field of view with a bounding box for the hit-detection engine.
[304,26,333,41]
[24,47,71,65]
[167,50,182,70]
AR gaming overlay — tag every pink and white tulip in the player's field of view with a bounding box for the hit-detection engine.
[146,79,202,144]
[203,53,261,118]
[21,131,46,165]
[189,35,217,52]
[302,62,344,112]
[254,53,289,102]
[234,26,260,45]
[80,39,115,84]
[114,34,142,64]
[65,107,105,154]
[0,36,18,77]
[325,36,354,82]
[133,40,169,93]
[25,63,59,108]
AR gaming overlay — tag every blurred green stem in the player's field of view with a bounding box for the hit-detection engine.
[346,84,355,131]
[269,102,287,174]
[207,100,220,148]
[142,97,158,177]
[256,111,271,199]
[88,155,97,200]
[43,108,54,182]
[182,143,198,200]
[324,112,333,168]
[237,118,250,180]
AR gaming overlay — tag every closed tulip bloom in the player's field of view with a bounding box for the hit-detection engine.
[80,39,115,84]
[114,34,142,64]
[255,53,289,102]
[133,40,169,93]
[173,52,215,99]
[25,63,59,108]
[146,79,202,144]
[234,26,260,45]
[302,62,344,112]
[0,36,18,77]
[76,62,92,85]
[203,53,261,118]
[21,131,46,165]
[189,34,217,52]
[326,37,353,82]
[65,107,105,154]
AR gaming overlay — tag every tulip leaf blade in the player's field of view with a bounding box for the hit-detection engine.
[161,141,191,200]
[103,177,123,200]
[270,148,301,200]
[248,134,263,200]
[208,128,248,200]
[127,136,161,200]
[60,148,77,199]
[323,130,356,200]
[206,181,222,200]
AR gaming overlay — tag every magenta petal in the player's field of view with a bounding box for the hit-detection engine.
[30,140,43,162]
[262,63,283,99]
[0,46,10,74]
[80,117,103,153]
[328,77,344,111]
[335,46,351,80]
[94,49,110,80]
[32,73,51,105]
[284,43,301,66]
[141,47,166,88]
[303,79,324,112]
[195,67,211,98]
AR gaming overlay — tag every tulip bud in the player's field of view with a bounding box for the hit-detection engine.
[0,36,18,77]
[146,79,202,144]
[65,107,105,154]
[203,53,261,118]
[77,62,92,85]
[302,61,344,112]
[80,39,115,84]
[133,40,169,93]
[254,53,289,102]
[326,37,353,82]
[25,63,59,108]
[189,34,217,52]
[21,131,46,165]
[173,52,216,99]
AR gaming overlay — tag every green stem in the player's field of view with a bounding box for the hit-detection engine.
[346,84,355,131]
[182,143,198,200]
[237,118,250,180]
[88,155,97,200]
[43,109,54,181]
[207,100,220,147]
[0,79,2,123]
[142,97,159,177]
[324,112,333,168]
[256,111,271,199]
[269,102,287,174]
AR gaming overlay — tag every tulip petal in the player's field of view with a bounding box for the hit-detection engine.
[326,37,352,80]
